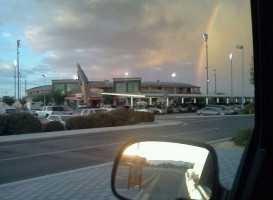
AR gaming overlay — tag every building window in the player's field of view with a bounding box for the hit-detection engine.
[53,83,65,94]
[116,82,126,93]
[67,83,77,93]
[128,82,139,93]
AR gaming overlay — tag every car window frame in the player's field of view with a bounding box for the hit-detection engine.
[228,1,273,199]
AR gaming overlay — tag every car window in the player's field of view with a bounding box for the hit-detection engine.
[48,116,60,121]
[6,109,16,113]
[61,116,71,121]
[0,1,254,199]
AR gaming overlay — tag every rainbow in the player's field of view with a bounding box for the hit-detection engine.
[195,2,222,86]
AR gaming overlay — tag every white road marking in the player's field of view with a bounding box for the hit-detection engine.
[190,118,226,123]
[0,142,125,162]
[161,128,218,137]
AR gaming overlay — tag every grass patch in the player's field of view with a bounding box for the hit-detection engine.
[239,102,255,114]
[232,128,253,146]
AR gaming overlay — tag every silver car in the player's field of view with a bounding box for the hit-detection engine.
[196,107,226,116]
[46,115,72,127]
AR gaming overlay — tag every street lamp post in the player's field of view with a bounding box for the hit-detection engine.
[14,60,17,99]
[214,69,217,94]
[229,53,233,96]
[42,75,46,106]
[17,40,21,100]
[236,45,244,108]
[19,73,22,99]
[124,72,128,93]
[203,33,209,95]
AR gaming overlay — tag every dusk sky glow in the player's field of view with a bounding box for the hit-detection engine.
[0,0,253,97]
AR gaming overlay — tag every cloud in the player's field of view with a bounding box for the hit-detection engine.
[2,32,11,38]
[0,0,253,96]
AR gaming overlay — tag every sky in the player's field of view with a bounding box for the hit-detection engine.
[0,0,254,98]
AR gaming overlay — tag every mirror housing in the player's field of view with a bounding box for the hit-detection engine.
[111,138,223,200]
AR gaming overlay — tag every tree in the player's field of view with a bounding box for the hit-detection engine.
[19,97,27,106]
[32,94,52,105]
[2,96,15,106]
[102,95,115,105]
[51,89,66,105]
[250,56,254,85]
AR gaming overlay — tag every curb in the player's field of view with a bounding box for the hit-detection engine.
[0,120,183,145]
[207,137,232,144]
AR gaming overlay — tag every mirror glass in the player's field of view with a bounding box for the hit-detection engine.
[114,141,215,200]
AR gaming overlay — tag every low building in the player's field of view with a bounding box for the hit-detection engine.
[25,85,52,102]
[25,63,201,108]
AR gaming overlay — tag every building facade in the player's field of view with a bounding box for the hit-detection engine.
[25,64,201,108]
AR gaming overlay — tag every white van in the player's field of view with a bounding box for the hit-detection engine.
[80,108,107,116]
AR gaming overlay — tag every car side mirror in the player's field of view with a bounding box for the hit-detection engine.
[111,139,222,200]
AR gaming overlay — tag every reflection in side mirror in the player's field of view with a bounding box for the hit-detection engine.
[112,141,218,200]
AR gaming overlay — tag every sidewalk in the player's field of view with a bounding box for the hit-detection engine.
[0,119,244,199]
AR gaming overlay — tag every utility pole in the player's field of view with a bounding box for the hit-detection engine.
[17,40,21,100]
[214,69,217,94]
[203,33,209,95]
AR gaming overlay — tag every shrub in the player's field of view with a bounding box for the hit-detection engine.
[109,109,136,126]
[239,102,255,114]
[0,115,8,136]
[232,128,253,146]
[65,109,155,130]
[134,112,155,123]
[91,112,114,127]
[44,121,65,132]
[6,113,42,135]
[66,116,94,130]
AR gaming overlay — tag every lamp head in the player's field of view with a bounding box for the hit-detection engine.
[171,72,176,79]
[203,33,208,41]
[236,45,243,49]
[229,53,233,60]
[17,40,21,48]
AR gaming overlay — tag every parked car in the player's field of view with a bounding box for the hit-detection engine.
[80,108,107,116]
[46,115,72,127]
[156,106,167,114]
[35,106,72,118]
[77,103,88,109]
[196,107,226,116]
[25,101,43,111]
[170,106,181,113]
[146,105,166,114]
[0,106,17,115]
[187,105,199,112]
[134,108,154,113]
[100,105,117,111]
[208,105,237,115]
[179,106,189,112]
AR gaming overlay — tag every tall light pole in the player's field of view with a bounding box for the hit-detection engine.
[214,69,217,94]
[229,53,233,96]
[124,72,128,93]
[19,73,22,99]
[42,75,46,106]
[14,60,17,99]
[236,45,244,108]
[17,40,21,100]
[203,33,209,95]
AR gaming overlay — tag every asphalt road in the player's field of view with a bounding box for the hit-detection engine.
[115,166,187,200]
[0,114,254,185]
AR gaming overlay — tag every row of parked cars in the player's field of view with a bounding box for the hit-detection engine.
[134,105,199,114]
[196,105,241,116]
